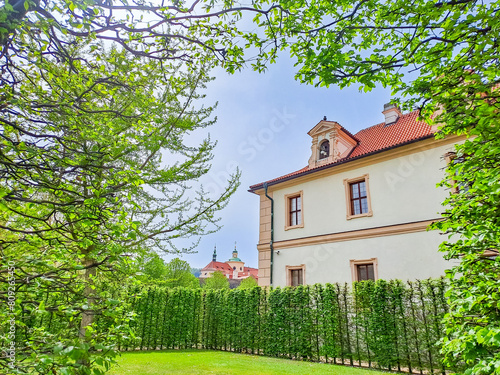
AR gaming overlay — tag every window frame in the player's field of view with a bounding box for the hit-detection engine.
[284,191,304,230]
[350,258,378,282]
[343,174,373,220]
[286,264,306,287]
[444,151,470,194]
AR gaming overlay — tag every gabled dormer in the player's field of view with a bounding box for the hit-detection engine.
[307,117,359,168]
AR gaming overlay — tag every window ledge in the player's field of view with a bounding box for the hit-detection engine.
[346,211,373,220]
[285,223,304,231]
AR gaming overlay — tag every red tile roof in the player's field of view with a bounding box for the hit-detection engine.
[243,267,259,279]
[202,261,233,273]
[249,110,434,191]
[349,111,432,158]
[201,261,258,280]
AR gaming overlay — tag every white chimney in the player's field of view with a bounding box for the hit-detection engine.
[383,103,402,126]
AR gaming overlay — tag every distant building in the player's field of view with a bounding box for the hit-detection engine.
[199,245,258,281]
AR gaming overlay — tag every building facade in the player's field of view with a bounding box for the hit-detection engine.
[200,245,258,281]
[249,104,462,287]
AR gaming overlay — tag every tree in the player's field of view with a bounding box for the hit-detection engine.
[203,271,230,290]
[249,0,500,373]
[191,267,202,278]
[0,0,283,107]
[164,258,201,288]
[0,43,236,374]
[238,276,258,289]
[141,253,168,281]
[136,255,200,287]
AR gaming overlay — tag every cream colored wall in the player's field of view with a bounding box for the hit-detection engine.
[200,270,214,279]
[272,230,455,286]
[274,142,457,241]
[226,261,244,269]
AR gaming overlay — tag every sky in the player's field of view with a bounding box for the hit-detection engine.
[163,55,394,269]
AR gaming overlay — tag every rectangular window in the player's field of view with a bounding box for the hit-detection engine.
[285,191,304,230]
[344,175,373,220]
[290,195,302,226]
[290,269,303,286]
[452,155,470,193]
[444,151,471,194]
[350,258,378,282]
[350,181,368,215]
[356,263,375,281]
[287,265,305,286]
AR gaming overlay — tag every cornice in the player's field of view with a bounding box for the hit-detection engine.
[250,134,465,195]
[257,219,439,250]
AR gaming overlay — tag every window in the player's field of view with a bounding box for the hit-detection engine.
[284,191,304,230]
[290,196,301,226]
[356,264,375,281]
[444,151,470,194]
[452,156,470,193]
[286,265,305,286]
[350,258,378,282]
[350,181,368,215]
[343,175,373,220]
[319,140,330,159]
[291,269,303,286]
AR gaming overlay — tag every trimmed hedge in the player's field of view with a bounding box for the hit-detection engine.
[124,279,452,373]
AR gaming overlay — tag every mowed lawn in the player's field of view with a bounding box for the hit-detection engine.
[108,350,389,375]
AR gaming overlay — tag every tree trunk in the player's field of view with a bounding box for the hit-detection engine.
[78,255,97,367]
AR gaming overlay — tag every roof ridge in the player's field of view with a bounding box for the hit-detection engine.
[355,110,419,135]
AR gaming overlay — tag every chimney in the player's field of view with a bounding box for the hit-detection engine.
[383,103,402,126]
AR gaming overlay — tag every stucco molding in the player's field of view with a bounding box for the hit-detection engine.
[308,135,319,168]
[256,219,438,251]
[250,134,465,195]
[443,151,460,194]
[258,191,273,244]
[286,264,306,286]
[343,173,373,220]
[350,258,379,282]
[284,190,304,231]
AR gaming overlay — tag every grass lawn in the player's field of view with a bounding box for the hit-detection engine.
[107,350,389,375]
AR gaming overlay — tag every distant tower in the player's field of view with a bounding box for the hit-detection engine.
[227,241,243,279]
[232,241,238,259]
[212,245,217,262]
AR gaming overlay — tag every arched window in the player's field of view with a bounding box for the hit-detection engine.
[319,140,329,159]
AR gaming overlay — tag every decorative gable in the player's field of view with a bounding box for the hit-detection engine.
[307,118,358,168]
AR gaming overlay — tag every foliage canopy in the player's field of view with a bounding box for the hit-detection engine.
[238,276,258,289]
[0,42,236,373]
[203,270,230,290]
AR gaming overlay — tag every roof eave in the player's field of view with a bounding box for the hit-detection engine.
[248,134,434,193]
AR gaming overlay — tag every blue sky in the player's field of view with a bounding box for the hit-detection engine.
[164,56,394,269]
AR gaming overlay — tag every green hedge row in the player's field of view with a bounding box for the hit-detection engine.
[125,279,451,374]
